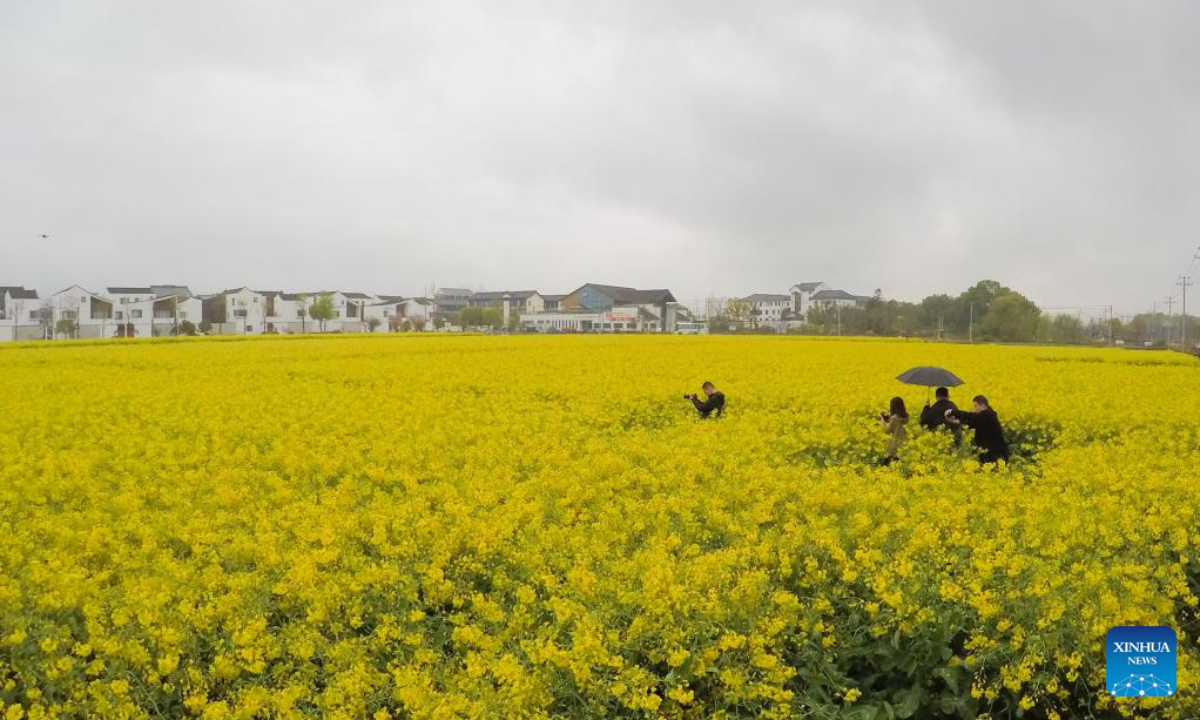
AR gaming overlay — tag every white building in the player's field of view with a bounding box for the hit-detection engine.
[789,282,828,319]
[99,286,197,338]
[324,291,371,333]
[49,285,115,338]
[741,293,791,324]
[365,297,434,331]
[810,288,865,309]
[520,305,667,333]
[209,288,267,334]
[0,286,42,341]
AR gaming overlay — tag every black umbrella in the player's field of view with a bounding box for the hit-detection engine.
[896,366,964,400]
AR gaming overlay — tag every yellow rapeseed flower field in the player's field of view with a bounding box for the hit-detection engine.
[1,334,1198,720]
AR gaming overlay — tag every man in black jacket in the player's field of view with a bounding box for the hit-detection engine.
[920,387,961,444]
[920,387,958,429]
[945,395,1009,463]
[687,382,725,419]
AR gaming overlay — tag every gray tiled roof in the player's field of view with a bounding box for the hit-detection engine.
[573,283,676,305]
[741,293,790,303]
[473,290,539,301]
[2,286,40,299]
[811,289,859,301]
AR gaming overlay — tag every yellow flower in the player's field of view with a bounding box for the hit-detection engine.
[0,335,1196,718]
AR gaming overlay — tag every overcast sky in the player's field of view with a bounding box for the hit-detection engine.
[3,1,1199,314]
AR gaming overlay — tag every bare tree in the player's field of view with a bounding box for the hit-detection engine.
[297,293,310,334]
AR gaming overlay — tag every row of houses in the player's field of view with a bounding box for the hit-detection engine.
[407,284,695,333]
[735,282,873,328]
[0,285,437,341]
[0,282,696,341]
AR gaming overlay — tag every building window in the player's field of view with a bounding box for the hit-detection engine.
[234,309,247,318]
[179,311,188,319]
[131,310,143,319]
[116,311,124,320]
[29,311,38,320]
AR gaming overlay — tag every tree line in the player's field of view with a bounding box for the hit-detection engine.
[712,279,1199,347]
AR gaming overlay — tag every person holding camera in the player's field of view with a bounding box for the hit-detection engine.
[944,395,1009,464]
[879,396,909,465]
[686,382,725,419]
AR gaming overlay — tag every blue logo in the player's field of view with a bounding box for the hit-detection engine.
[1107,626,1176,697]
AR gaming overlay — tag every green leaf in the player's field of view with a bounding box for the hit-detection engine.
[935,665,962,693]
[894,687,921,719]
[843,706,880,720]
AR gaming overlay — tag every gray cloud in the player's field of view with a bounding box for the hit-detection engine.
[2,0,1198,313]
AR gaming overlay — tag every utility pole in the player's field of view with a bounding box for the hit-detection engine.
[1151,302,1158,345]
[1180,276,1194,350]
[1165,296,1175,346]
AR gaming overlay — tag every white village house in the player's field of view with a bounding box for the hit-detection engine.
[0,286,42,341]
[786,282,870,320]
[789,282,828,319]
[740,293,791,324]
[364,297,435,331]
[1,280,702,340]
[519,283,690,333]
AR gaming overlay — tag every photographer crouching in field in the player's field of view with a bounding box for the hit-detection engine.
[686,382,725,419]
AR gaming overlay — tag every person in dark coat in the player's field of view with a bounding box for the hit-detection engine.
[686,382,725,419]
[920,386,961,444]
[945,395,1009,463]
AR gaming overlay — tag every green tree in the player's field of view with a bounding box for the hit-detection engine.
[457,307,485,329]
[919,294,958,338]
[979,292,1040,342]
[179,320,198,336]
[366,316,382,333]
[955,280,1008,335]
[481,307,504,329]
[1048,314,1085,344]
[725,299,754,329]
[308,293,336,332]
[55,318,79,339]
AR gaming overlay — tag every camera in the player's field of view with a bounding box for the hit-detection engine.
[684,393,696,400]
